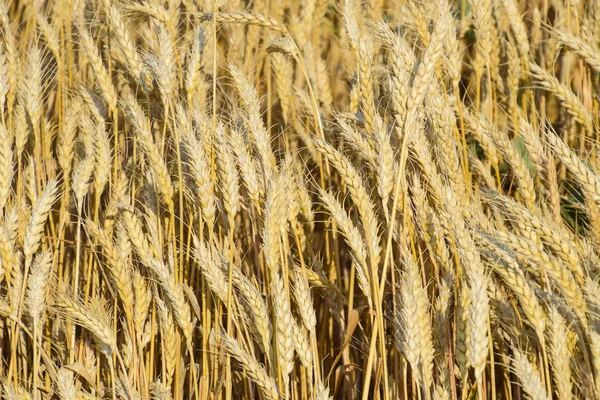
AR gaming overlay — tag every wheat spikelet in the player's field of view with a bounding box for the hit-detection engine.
[483,189,584,284]
[179,106,216,229]
[2,383,32,400]
[465,111,535,208]
[410,122,448,203]
[471,0,493,76]
[271,51,293,124]
[495,229,586,320]
[109,5,150,88]
[72,115,97,209]
[405,2,450,127]
[229,125,264,208]
[427,94,465,193]
[151,381,173,400]
[403,257,434,388]
[477,233,546,336]
[441,3,462,90]
[553,28,600,73]
[195,11,285,33]
[147,25,177,101]
[529,63,593,133]
[441,187,488,380]
[192,238,229,302]
[78,27,118,112]
[312,137,380,267]
[501,0,530,61]
[36,12,59,60]
[590,331,600,398]
[23,180,58,265]
[432,276,451,360]
[315,382,333,400]
[124,95,174,209]
[376,21,414,128]
[56,291,116,357]
[219,332,280,400]
[0,207,17,278]
[293,270,316,334]
[291,159,314,232]
[25,249,52,327]
[156,297,177,386]
[232,266,272,356]
[545,128,600,206]
[88,220,135,319]
[229,65,276,182]
[335,116,378,169]
[548,307,573,400]
[262,166,292,272]
[512,348,551,400]
[215,124,240,224]
[21,44,43,130]
[318,188,372,308]
[132,269,152,347]
[0,121,12,212]
[291,318,313,371]
[122,209,155,268]
[373,115,394,215]
[56,369,78,400]
[342,0,376,133]
[517,117,546,175]
[0,37,9,114]
[148,258,195,344]
[185,27,206,101]
[272,271,294,387]
[92,117,111,199]
[56,98,81,178]
[396,264,421,381]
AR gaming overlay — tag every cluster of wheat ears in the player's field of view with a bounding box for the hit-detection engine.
[2,0,600,398]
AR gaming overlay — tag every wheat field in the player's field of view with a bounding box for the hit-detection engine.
[0,0,600,398]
